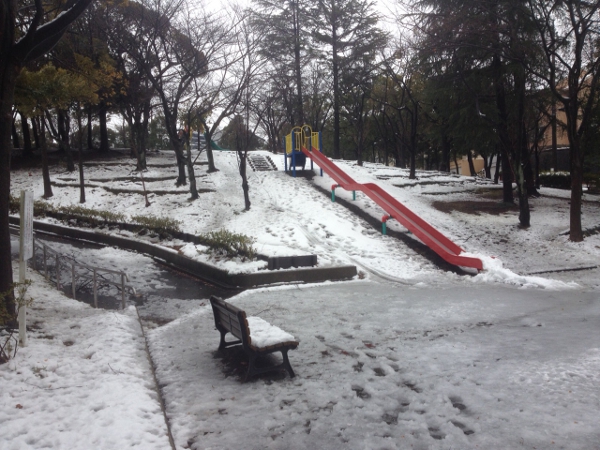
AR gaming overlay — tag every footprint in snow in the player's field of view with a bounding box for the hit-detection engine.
[451,420,475,435]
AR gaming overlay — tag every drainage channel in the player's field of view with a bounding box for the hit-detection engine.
[10,230,241,323]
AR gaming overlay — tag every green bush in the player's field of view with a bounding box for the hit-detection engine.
[1,280,32,364]
[57,205,125,223]
[9,194,54,216]
[8,195,19,214]
[538,172,571,190]
[198,229,256,260]
[584,173,600,192]
[131,214,182,233]
[34,200,54,216]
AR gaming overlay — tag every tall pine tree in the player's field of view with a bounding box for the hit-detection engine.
[309,0,386,159]
[251,0,310,126]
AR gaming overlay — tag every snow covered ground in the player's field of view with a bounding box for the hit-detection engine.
[3,149,600,449]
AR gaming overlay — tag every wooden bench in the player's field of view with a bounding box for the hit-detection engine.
[209,296,299,381]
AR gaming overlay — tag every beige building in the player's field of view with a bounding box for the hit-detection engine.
[449,154,487,176]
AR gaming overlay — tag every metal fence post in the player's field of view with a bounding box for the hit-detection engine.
[43,245,48,278]
[71,262,76,299]
[93,269,98,308]
[56,255,61,290]
[121,273,126,309]
[31,241,36,271]
[27,240,134,311]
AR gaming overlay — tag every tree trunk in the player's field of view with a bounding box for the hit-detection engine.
[534,147,540,189]
[139,99,149,170]
[0,61,17,319]
[567,99,584,242]
[332,23,341,159]
[356,125,363,167]
[409,148,416,179]
[202,122,218,173]
[494,149,501,184]
[20,112,32,156]
[87,107,93,149]
[512,67,530,227]
[569,148,584,241]
[440,134,450,172]
[292,3,304,125]
[484,154,493,179]
[466,151,476,176]
[185,138,198,200]
[129,117,140,169]
[492,54,514,204]
[239,150,251,210]
[409,108,417,179]
[522,139,538,197]
[11,118,20,148]
[32,116,40,149]
[38,118,53,199]
[130,116,147,171]
[77,111,85,203]
[174,146,187,186]
[501,148,513,202]
[98,102,109,152]
[57,109,75,171]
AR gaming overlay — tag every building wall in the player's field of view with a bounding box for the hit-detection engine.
[449,155,488,176]
[541,106,571,149]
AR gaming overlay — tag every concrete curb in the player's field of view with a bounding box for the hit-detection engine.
[10,217,357,289]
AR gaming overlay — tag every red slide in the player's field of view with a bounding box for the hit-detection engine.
[302,147,484,271]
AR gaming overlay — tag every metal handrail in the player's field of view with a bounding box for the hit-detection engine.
[30,237,136,309]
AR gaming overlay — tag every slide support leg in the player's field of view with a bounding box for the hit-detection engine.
[382,215,391,235]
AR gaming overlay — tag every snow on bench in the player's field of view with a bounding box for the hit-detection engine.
[209,296,299,381]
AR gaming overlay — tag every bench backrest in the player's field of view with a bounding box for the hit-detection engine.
[210,296,250,343]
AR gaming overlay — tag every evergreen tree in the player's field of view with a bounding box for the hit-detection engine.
[1,0,94,321]
[412,0,546,226]
[309,0,387,159]
[220,115,262,150]
[250,0,311,126]
[527,0,600,241]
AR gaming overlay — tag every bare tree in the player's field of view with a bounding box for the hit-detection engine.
[528,0,600,241]
[115,0,208,196]
[189,8,255,173]
[249,77,288,152]
[229,5,268,210]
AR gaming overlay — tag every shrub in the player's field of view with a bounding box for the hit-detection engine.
[8,194,19,214]
[1,280,33,364]
[9,194,54,216]
[538,171,571,190]
[198,229,256,260]
[131,214,182,233]
[584,173,600,192]
[57,205,125,223]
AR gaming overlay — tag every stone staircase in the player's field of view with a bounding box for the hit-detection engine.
[248,154,278,171]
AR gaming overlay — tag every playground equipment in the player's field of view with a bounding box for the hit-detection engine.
[285,125,322,177]
[191,132,226,151]
[206,132,226,150]
[284,125,484,271]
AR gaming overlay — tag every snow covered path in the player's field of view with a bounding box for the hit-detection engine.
[149,282,600,450]
[5,149,600,449]
[0,270,171,449]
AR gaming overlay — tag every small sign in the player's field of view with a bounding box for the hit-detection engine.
[20,190,33,261]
